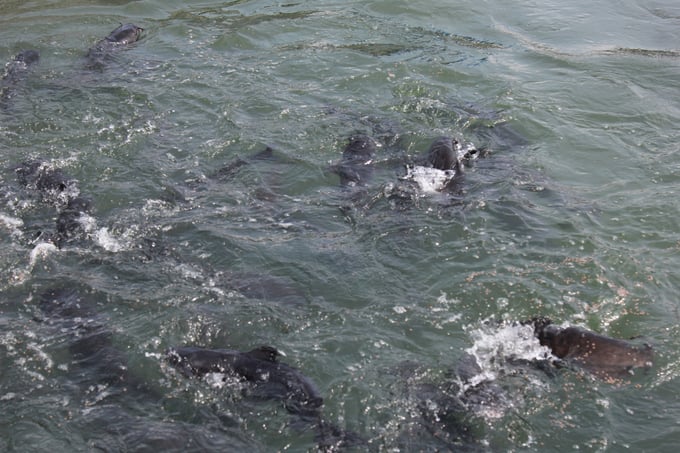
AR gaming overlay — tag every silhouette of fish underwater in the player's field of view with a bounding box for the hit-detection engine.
[166,345,364,450]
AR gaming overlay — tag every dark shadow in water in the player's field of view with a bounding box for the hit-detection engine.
[11,159,94,248]
[166,345,366,451]
[379,360,485,452]
[82,404,259,453]
[32,283,266,451]
[35,285,142,392]
[0,49,40,111]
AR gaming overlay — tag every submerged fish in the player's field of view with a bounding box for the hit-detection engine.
[167,345,323,416]
[1,49,39,108]
[167,345,364,449]
[37,287,131,388]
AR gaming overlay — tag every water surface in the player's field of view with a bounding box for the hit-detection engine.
[2,0,680,451]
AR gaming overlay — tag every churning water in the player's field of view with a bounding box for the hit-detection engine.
[2,0,680,451]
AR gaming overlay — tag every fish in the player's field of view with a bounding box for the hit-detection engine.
[85,23,144,69]
[532,317,654,380]
[167,345,364,449]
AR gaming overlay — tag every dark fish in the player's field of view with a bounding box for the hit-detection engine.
[14,160,75,197]
[211,146,275,181]
[55,196,93,247]
[218,271,308,306]
[103,23,144,45]
[331,135,377,187]
[14,160,93,247]
[82,404,261,452]
[86,23,144,69]
[425,136,461,172]
[330,135,379,220]
[532,317,654,379]
[39,286,93,319]
[423,136,481,171]
[1,49,39,108]
[2,49,39,84]
[38,287,131,387]
[385,361,480,451]
[167,345,323,417]
[167,345,364,449]
[401,136,477,196]
[9,49,39,65]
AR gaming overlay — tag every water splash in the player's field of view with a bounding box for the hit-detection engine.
[457,320,555,420]
[401,165,457,193]
[28,242,58,267]
[94,227,128,253]
[0,213,24,239]
[400,140,479,193]
[464,320,553,369]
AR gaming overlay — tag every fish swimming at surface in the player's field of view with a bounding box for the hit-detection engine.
[425,136,463,172]
[85,23,144,69]
[55,196,94,247]
[331,134,377,187]
[532,317,653,380]
[13,160,93,247]
[15,160,76,201]
[2,50,39,84]
[211,146,275,181]
[102,23,145,45]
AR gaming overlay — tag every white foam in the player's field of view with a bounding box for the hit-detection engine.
[71,213,98,239]
[94,224,142,253]
[176,263,204,281]
[465,321,553,370]
[142,199,180,217]
[428,292,462,328]
[0,213,23,239]
[55,184,81,206]
[400,140,479,193]
[458,320,555,420]
[30,160,81,206]
[27,342,54,370]
[95,227,126,252]
[29,242,58,267]
[10,242,58,283]
[204,372,243,390]
[401,165,456,193]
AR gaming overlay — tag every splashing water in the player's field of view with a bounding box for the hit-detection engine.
[402,165,456,193]
[457,320,555,419]
[401,140,479,192]
[465,320,553,372]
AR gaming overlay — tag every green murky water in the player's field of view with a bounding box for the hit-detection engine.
[1,1,680,451]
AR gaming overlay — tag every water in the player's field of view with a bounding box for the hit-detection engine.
[1,0,680,451]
